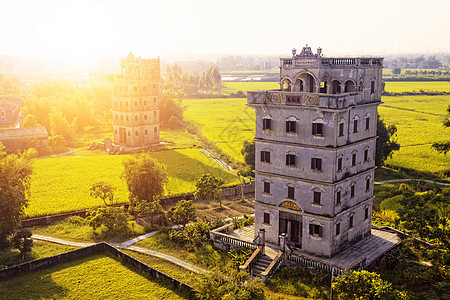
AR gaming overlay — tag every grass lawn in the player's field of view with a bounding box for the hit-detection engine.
[27,148,239,217]
[0,240,77,269]
[384,81,450,93]
[0,254,188,299]
[183,98,255,163]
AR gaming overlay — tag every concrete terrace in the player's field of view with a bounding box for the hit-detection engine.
[230,225,401,270]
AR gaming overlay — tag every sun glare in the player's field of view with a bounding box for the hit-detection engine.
[31,1,129,61]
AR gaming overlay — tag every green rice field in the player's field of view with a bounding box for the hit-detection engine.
[222,81,279,95]
[184,98,255,163]
[0,254,187,299]
[26,148,239,217]
[384,81,450,93]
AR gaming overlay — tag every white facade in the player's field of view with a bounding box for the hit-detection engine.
[248,45,383,257]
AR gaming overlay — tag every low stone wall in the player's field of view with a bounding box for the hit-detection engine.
[22,182,255,228]
[0,242,194,295]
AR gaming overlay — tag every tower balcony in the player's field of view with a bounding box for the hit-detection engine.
[247,90,380,110]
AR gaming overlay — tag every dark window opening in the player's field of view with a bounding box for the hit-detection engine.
[352,153,356,166]
[349,215,354,228]
[336,191,341,204]
[320,81,327,93]
[366,178,370,191]
[286,154,296,167]
[371,81,375,94]
[264,212,270,224]
[336,223,340,236]
[288,186,295,199]
[365,207,369,220]
[313,191,321,205]
[145,130,148,135]
[353,119,358,133]
[286,120,296,133]
[261,151,271,163]
[364,149,369,162]
[263,119,272,130]
[339,123,344,137]
[312,123,324,136]
[264,182,270,194]
[311,157,322,171]
[351,185,355,198]
[337,157,342,171]
[365,117,370,130]
[135,131,138,136]
[309,224,322,237]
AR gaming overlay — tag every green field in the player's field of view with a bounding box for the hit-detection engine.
[384,81,450,93]
[222,81,279,95]
[0,254,187,299]
[27,148,239,217]
[184,98,255,163]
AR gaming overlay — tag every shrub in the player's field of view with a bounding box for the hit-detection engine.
[232,214,254,229]
[88,206,128,233]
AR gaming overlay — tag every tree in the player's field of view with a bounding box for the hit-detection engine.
[397,188,450,246]
[121,153,168,205]
[241,140,255,170]
[432,105,450,154]
[375,116,400,167]
[90,181,115,206]
[332,270,407,300]
[392,68,402,75]
[11,229,33,261]
[168,200,196,228]
[22,114,41,128]
[194,174,225,208]
[88,206,128,232]
[0,145,34,248]
[131,199,165,227]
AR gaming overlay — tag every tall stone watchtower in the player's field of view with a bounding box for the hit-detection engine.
[247,45,383,258]
[110,52,160,147]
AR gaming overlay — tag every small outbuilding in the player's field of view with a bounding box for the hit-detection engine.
[0,126,48,152]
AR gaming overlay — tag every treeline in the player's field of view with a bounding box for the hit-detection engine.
[23,81,112,145]
[165,65,223,98]
[382,90,450,96]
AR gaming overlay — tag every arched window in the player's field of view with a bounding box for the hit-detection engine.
[332,80,341,94]
[344,80,355,92]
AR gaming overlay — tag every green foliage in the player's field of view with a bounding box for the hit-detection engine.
[22,114,41,128]
[160,83,185,128]
[89,181,115,206]
[432,104,450,154]
[232,214,254,229]
[169,219,211,251]
[392,68,402,75]
[266,266,329,299]
[50,109,75,141]
[195,174,225,207]
[88,206,128,233]
[333,270,407,300]
[376,115,400,167]
[130,199,165,227]
[10,229,33,261]
[167,64,223,97]
[229,247,253,267]
[121,153,168,204]
[241,140,255,170]
[195,267,265,300]
[168,199,197,228]
[0,147,34,247]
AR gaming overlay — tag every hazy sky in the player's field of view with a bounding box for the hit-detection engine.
[0,0,449,61]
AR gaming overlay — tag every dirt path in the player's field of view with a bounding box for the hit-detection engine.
[374,178,450,186]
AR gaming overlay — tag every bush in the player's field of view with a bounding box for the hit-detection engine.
[88,206,128,233]
[232,214,254,229]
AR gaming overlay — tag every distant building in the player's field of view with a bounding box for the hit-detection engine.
[0,96,23,127]
[109,53,160,147]
[247,45,383,258]
[0,126,48,151]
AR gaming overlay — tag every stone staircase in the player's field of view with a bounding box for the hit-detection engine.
[251,254,272,278]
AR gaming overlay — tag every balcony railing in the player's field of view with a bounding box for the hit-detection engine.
[247,90,379,109]
[280,57,383,68]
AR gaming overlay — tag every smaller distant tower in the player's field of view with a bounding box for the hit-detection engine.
[109,52,160,147]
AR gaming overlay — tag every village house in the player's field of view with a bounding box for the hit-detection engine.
[0,96,23,127]
[0,126,48,152]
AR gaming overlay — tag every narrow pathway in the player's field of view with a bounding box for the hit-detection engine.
[35,148,77,159]
[200,148,235,173]
[32,234,96,247]
[374,178,450,186]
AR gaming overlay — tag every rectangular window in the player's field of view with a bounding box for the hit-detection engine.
[264,182,270,194]
[365,207,369,220]
[309,224,322,237]
[336,191,341,204]
[154,111,157,117]
[337,157,342,171]
[366,178,370,191]
[286,120,296,133]
[353,119,358,133]
[153,97,156,103]
[121,115,123,120]
[364,149,368,162]
[286,154,295,166]
[287,186,295,199]
[312,123,323,136]
[154,127,157,132]
[349,216,354,228]
[145,115,148,120]
[339,123,344,137]
[134,101,137,106]
[135,131,138,136]
[261,151,271,163]
[145,130,148,135]
[313,191,321,205]
[336,223,340,236]
[135,116,138,121]
[263,212,270,224]
[351,185,355,198]
[365,117,370,130]
[311,157,322,171]
[352,153,356,166]
[371,81,375,94]
[144,101,147,106]
[126,116,129,121]
[263,119,272,130]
